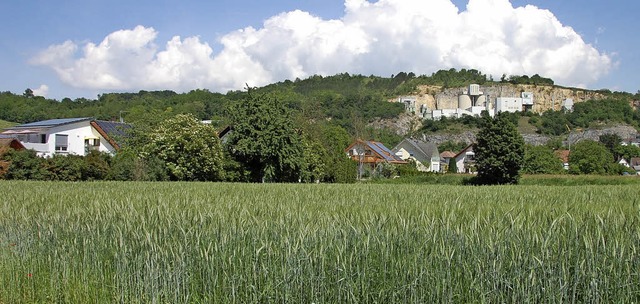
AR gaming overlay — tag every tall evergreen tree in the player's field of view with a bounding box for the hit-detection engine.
[474,112,525,185]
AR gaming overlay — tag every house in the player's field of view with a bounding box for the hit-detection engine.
[630,158,640,175]
[346,139,407,168]
[0,137,26,151]
[1,118,130,157]
[439,150,456,172]
[454,144,476,174]
[392,138,440,172]
[617,157,630,168]
[554,149,570,170]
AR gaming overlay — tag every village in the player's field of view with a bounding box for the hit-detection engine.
[3,113,640,180]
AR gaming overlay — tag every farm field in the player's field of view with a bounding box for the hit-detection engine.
[1,181,639,303]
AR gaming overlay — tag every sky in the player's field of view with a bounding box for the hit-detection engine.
[0,0,637,100]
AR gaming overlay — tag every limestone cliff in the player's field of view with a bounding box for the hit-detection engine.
[400,84,606,114]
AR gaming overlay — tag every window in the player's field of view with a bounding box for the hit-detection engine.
[55,134,68,152]
[84,138,100,153]
[40,134,46,144]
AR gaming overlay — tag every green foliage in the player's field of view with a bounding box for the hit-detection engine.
[474,113,525,184]
[0,119,17,129]
[396,161,422,177]
[447,157,458,173]
[522,145,565,174]
[421,115,483,133]
[568,140,613,175]
[0,149,47,180]
[43,154,88,181]
[598,133,622,160]
[227,90,305,182]
[438,141,467,154]
[144,114,225,181]
[107,149,169,181]
[82,151,111,180]
[309,124,358,183]
[373,162,399,179]
[569,99,634,128]
[545,137,565,150]
[502,74,554,86]
[538,110,570,136]
[300,136,327,183]
[536,98,636,136]
[3,182,640,302]
[615,144,640,161]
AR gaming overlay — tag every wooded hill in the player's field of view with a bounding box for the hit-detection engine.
[2,69,639,147]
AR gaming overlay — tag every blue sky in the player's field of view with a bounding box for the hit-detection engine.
[0,0,637,100]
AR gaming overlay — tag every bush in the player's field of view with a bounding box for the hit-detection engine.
[1,149,47,180]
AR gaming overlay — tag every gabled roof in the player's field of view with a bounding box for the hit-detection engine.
[454,144,475,159]
[630,157,640,167]
[90,120,131,150]
[393,138,439,162]
[346,139,407,163]
[0,138,25,150]
[440,150,456,158]
[92,120,131,138]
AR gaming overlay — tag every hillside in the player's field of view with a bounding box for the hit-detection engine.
[1,69,639,149]
[0,119,16,129]
[403,83,608,114]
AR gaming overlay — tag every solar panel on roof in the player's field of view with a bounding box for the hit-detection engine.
[93,120,131,137]
[13,117,92,128]
[368,142,395,162]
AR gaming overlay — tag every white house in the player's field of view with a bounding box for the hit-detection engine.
[454,144,476,174]
[392,139,440,172]
[1,118,129,157]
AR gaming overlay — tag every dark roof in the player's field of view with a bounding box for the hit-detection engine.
[90,120,131,150]
[393,139,439,162]
[8,117,92,129]
[92,120,131,138]
[369,141,404,162]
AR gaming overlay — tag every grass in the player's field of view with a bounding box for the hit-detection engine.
[372,173,640,186]
[517,116,539,134]
[1,181,639,302]
[0,119,17,130]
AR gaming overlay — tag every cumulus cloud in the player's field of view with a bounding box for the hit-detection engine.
[32,84,49,97]
[31,0,612,92]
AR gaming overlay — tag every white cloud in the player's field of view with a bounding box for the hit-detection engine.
[32,84,49,97]
[32,0,612,93]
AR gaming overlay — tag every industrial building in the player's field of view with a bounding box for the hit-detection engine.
[415,84,535,120]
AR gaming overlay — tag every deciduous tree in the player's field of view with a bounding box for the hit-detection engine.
[522,145,564,174]
[568,140,613,175]
[144,113,224,181]
[473,113,525,184]
[226,89,305,182]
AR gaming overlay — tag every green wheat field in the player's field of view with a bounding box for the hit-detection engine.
[1,181,639,303]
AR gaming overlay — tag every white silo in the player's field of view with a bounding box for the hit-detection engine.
[458,94,472,109]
